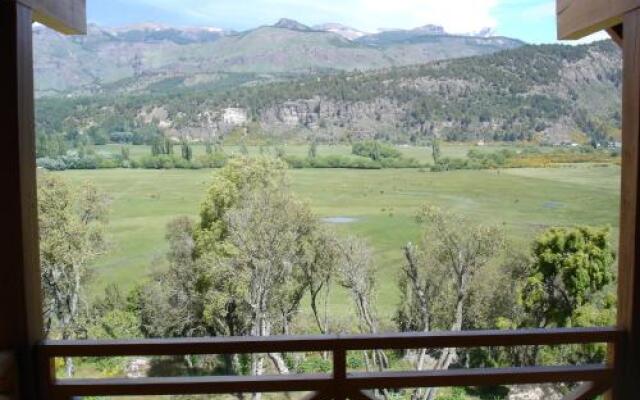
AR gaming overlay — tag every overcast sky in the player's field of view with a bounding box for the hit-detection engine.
[88,0,608,44]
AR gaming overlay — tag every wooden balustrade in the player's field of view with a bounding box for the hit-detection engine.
[38,327,620,400]
[0,352,16,397]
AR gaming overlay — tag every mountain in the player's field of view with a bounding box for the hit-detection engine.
[412,24,447,35]
[34,21,524,97]
[273,18,312,31]
[37,41,621,145]
[313,23,367,40]
[355,24,517,47]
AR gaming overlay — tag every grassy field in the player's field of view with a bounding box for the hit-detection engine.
[55,162,621,329]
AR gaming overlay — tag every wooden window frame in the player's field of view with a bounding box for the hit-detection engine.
[1,0,639,398]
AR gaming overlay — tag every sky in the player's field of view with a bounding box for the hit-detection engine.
[88,0,608,44]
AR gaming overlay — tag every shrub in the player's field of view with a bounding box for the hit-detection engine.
[352,140,402,161]
[37,157,68,171]
[197,152,228,168]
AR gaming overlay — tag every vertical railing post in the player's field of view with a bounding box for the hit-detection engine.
[0,2,44,399]
[333,346,347,400]
[37,348,56,400]
[613,8,640,399]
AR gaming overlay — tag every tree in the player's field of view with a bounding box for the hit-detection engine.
[138,157,338,396]
[38,175,109,376]
[181,139,193,161]
[300,227,341,334]
[432,137,441,164]
[396,206,504,400]
[120,146,130,161]
[137,217,213,338]
[195,157,288,256]
[521,227,615,328]
[223,188,315,381]
[338,236,391,400]
[165,137,174,155]
[308,141,318,159]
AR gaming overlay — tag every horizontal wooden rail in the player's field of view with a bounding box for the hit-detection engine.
[39,327,620,357]
[348,365,613,389]
[38,327,621,400]
[46,365,612,397]
[52,374,333,397]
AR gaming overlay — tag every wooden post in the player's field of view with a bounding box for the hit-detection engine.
[613,8,640,399]
[333,348,346,400]
[0,1,44,399]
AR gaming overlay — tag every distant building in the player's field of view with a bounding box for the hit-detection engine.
[223,108,248,125]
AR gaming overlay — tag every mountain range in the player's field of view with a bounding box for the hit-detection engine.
[33,18,523,97]
[36,35,622,146]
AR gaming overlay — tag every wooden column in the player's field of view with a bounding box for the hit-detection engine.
[614,8,640,399]
[0,1,44,399]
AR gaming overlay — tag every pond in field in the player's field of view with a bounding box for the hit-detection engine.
[322,217,358,224]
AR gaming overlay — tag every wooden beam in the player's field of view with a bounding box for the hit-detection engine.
[613,9,640,398]
[38,327,620,357]
[0,353,16,396]
[348,365,613,390]
[16,0,86,34]
[557,0,640,40]
[0,2,44,399]
[607,23,624,47]
[51,374,332,398]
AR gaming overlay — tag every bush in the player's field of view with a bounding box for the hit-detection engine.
[37,157,68,171]
[352,140,402,161]
[197,152,228,168]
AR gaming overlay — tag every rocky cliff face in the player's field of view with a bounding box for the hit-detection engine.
[36,41,621,145]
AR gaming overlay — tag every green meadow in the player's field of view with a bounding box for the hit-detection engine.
[55,161,621,328]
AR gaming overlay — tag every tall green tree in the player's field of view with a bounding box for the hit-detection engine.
[521,226,616,328]
[396,206,504,400]
[38,175,109,376]
[432,137,441,164]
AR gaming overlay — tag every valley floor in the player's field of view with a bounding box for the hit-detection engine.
[55,163,621,328]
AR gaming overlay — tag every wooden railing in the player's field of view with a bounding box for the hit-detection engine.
[38,327,621,400]
[0,351,16,398]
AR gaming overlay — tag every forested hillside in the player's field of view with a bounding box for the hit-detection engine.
[36,41,621,145]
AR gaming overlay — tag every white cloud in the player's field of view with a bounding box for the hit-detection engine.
[350,0,500,33]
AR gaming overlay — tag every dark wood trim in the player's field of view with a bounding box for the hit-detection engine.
[44,365,612,398]
[38,328,617,398]
[333,348,346,400]
[557,0,640,39]
[15,0,86,34]
[613,8,640,399]
[38,327,620,357]
[348,365,612,390]
[0,352,16,395]
[607,23,624,47]
[0,2,44,399]
[52,374,332,397]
